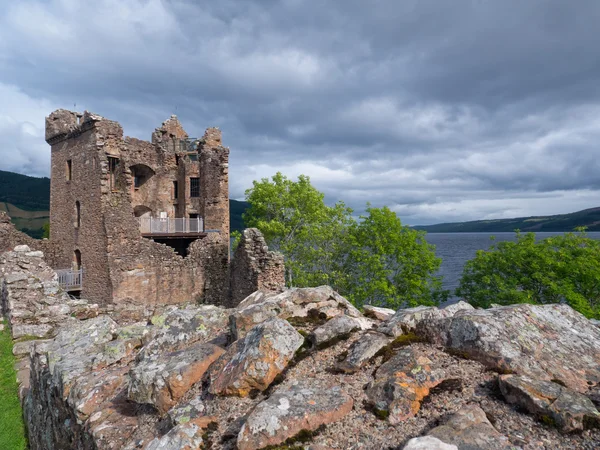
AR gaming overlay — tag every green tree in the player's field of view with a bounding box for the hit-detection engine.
[243,173,446,308]
[456,229,600,318]
[343,206,445,308]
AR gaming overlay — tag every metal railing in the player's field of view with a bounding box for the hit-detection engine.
[139,217,204,234]
[56,268,83,291]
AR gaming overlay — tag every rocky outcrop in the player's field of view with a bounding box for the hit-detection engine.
[365,347,457,423]
[237,380,353,450]
[128,342,225,413]
[308,314,362,348]
[230,286,369,340]
[499,375,600,432]
[363,304,396,321]
[426,405,511,449]
[379,301,473,337]
[417,303,600,394]
[4,253,598,450]
[335,330,391,373]
[209,318,304,396]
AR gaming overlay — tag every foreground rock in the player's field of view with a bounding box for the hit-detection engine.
[379,301,473,337]
[363,304,396,321]
[499,374,600,432]
[418,303,600,393]
[230,286,368,339]
[209,318,304,396]
[145,422,207,450]
[308,314,361,348]
[427,404,511,449]
[128,342,224,413]
[366,347,456,423]
[237,380,353,450]
[139,305,229,359]
[403,436,458,450]
[335,331,391,373]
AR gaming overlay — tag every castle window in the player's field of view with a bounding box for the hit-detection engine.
[73,249,82,271]
[190,177,200,197]
[66,160,72,181]
[173,181,179,199]
[75,201,81,228]
[108,157,120,190]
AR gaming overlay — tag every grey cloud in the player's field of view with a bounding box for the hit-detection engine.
[1,0,600,225]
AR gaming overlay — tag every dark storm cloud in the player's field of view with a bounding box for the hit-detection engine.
[1,0,600,224]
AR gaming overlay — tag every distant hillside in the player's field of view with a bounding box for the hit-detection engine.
[230,199,249,233]
[0,170,249,237]
[0,170,50,211]
[414,207,600,233]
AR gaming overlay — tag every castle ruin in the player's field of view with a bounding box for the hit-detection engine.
[4,109,284,313]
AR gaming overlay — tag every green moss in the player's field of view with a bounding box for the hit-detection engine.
[540,415,557,427]
[200,421,218,449]
[373,332,425,363]
[373,407,390,420]
[287,309,328,327]
[150,314,167,327]
[0,321,27,450]
[261,425,326,449]
[14,334,42,343]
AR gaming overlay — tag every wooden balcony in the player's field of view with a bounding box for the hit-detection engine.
[56,268,83,292]
[138,217,205,238]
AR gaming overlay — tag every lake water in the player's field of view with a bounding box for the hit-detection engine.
[425,232,600,295]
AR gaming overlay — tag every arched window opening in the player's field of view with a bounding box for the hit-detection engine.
[129,164,155,190]
[75,201,81,228]
[73,250,82,271]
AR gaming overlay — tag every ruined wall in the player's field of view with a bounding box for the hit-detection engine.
[230,228,285,307]
[0,246,98,398]
[199,128,230,240]
[47,110,113,304]
[0,212,60,266]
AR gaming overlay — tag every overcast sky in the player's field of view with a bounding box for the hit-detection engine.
[1,0,600,225]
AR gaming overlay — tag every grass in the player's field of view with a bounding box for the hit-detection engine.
[0,321,27,450]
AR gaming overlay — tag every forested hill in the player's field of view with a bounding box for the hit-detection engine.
[0,170,249,236]
[0,170,50,211]
[414,207,600,233]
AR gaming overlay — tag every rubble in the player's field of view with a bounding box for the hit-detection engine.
[3,250,600,449]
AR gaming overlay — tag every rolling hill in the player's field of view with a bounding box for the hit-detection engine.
[0,170,249,237]
[414,207,600,233]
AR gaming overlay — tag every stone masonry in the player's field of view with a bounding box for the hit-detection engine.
[230,228,285,307]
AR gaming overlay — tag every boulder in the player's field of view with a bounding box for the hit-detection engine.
[363,304,396,321]
[379,301,474,337]
[418,303,600,393]
[139,305,229,359]
[209,318,304,397]
[230,286,366,340]
[427,404,511,449]
[129,342,225,413]
[335,331,391,373]
[145,422,207,450]
[365,347,454,423]
[499,374,600,432]
[167,397,209,427]
[403,436,458,450]
[237,380,353,450]
[308,314,361,348]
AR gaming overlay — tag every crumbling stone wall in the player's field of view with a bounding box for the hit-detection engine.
[0,246,98,397]
[230,228,285,307]
[0,212,61,268]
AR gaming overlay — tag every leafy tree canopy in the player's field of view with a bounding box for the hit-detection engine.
[243,172,446,309]
[456,229,600,318]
